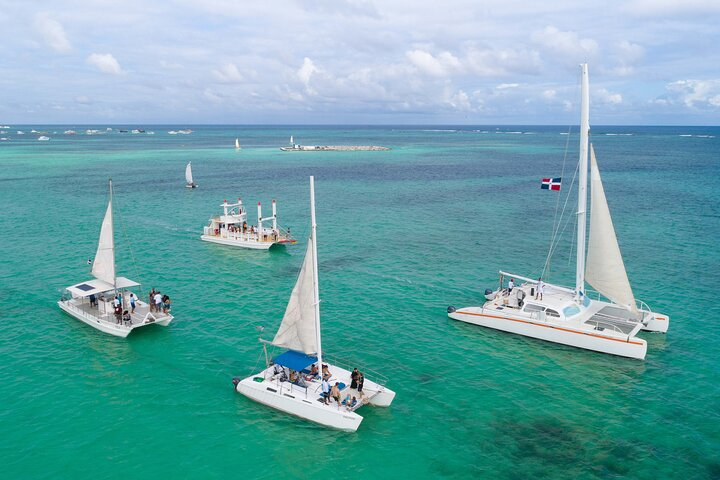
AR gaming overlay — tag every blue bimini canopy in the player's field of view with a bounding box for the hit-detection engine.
[273,350,318,372]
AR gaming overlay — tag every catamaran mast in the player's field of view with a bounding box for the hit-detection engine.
[309,176,323,369]
[109,179,117,290]
[575,63,590,298]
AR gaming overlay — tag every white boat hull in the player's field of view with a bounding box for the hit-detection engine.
[58,299,173,338]
[200,234,278,250]
[235,363,395,431]
[640,311,670,333]
[449,306,647,360]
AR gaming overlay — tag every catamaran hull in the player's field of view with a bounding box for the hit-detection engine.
[641,311,670,333]
[449,307,647,360]
[58,300,173,338]
[235,377,363,432]
[200,235,277,250]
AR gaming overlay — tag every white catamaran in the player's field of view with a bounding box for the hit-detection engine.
[234,176,395,431]
[58,180,174,337]
[185,161,197,189]
[448,64,669,360]
[201,197,296,249]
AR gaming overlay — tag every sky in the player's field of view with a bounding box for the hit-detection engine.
[1,0,719,125]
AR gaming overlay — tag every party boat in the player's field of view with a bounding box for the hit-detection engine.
[58,180,174,337]
[200,197,296,249]
[233,176,395,431]
[447,64,669,360]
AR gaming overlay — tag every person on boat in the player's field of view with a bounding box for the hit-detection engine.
[350,368,360,390]
[154,291,163,313]
[322,364,331,381]
[508,278,515,293]
[89,294,97,308]
[149,288,156,312]
[321,378,330,405]
[330,382,341,405]
[305,363,319,381]
[356,372,365,398]
[535,278,544,301]
[289,370,299,383]
[163,296,171,314]
[122,310,131,325]
[129,293,136,314]
[113,295,120,308]
[114,304,122,324]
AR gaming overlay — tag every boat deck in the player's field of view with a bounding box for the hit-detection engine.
[64,297,171,329]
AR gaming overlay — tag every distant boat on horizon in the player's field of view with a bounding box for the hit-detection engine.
[235,138,241,150]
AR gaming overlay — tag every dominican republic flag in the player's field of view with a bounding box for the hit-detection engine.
[541,177,562,191]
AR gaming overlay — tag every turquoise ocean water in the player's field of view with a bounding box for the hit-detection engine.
[1,125,718,479]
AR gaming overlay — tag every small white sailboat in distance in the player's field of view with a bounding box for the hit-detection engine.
[233,176,395,431]
[58,179,174,337]
[185,161,197,189]
[447,64,669,360]
[235,138,241,150]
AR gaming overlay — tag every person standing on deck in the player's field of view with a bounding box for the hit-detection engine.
[535,278,544,301]
[129,293,136,314]
[508,278,515,293]
[321,378,330,405]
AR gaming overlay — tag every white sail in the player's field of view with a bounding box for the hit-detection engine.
[235,138,240,149]
[272,236,318,354]
[185,162,193,184]
[290,135,294,145]
[91,194,115,286]
[585,145,638,313]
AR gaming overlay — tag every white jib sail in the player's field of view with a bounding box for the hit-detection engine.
[272,238,318,354]
[585,144,638,313]
[185,162,193,184]
[92,198,116,286]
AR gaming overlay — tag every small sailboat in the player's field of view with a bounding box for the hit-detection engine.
[280,135,300,151]
[233,176,395,431]
[200,196,296,249]
[235,138,241,150]
[58,180,174,337]
[447,64,669,360]
[185,161,197,189]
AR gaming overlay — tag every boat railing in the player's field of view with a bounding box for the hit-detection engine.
[322,354,389,389]
[584,319,629,337]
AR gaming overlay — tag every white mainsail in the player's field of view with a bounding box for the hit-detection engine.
[290,135,294,145]
[235,138,240,149]
[91,186,116,286]
[272,239,318,354]
[185,162,193,184]
[585,145,638,313]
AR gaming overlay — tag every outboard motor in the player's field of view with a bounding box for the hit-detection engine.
[232,377,240,388]
[447,305,456,314]
[484,288,497,301]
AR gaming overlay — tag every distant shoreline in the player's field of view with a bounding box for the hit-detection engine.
[280,145,390,151]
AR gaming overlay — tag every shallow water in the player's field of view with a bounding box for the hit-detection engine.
[1,125,718,478]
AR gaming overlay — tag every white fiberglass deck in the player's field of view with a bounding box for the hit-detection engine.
[58,295,173,338]
[449,281,649,359]
[235,363,395,432]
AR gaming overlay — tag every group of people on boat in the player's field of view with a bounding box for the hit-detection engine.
[149,288,172,315]
[271,362,365,411]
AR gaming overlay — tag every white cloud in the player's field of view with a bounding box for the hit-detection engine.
[531,26,598,59]
[666,79,720,108]
[406,50,462,77]
[86,53,124,75]
[595,88,623,105]
[497,83,519,90]
[33,12,71,53]
[297,57,319,94]
[213,63,244,83]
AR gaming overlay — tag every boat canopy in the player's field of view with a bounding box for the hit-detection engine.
[66,277,140,297]
[273,350,318,371]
